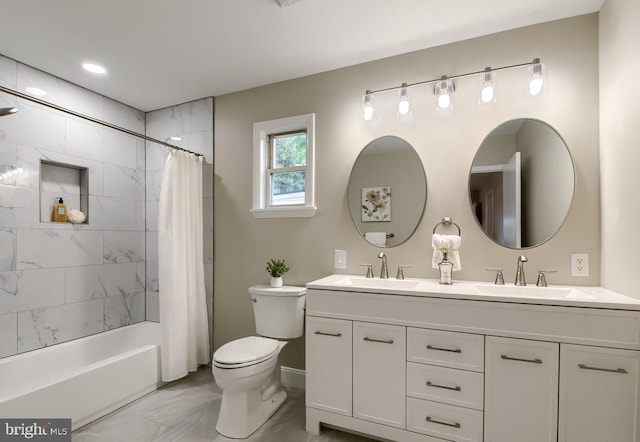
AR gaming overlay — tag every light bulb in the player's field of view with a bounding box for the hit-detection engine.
[363,104,374,121]
[435,76,454,111]
[529,77,544,96]
[398,99,410,115]
[438,93,451,109]
[481,85,495,103]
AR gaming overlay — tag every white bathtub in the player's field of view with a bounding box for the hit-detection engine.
[0,321,162,430]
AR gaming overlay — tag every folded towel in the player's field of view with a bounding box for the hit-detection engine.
[365,232,387,246]
[432,234,462,271]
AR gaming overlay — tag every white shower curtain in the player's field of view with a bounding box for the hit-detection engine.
[158,149,210,382]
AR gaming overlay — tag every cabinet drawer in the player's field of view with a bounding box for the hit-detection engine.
[407,362,484,410]
[407,397,483,442]
[408,328,484,372]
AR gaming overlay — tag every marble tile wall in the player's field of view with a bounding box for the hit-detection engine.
[0,54,147,358]
[145,98,214,348]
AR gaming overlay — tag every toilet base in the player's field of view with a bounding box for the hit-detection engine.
[216,388,287,439]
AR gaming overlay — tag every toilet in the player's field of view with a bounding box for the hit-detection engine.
[212,285,306,439]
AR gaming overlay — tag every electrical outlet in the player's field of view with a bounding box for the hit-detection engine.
[334,249,347,269]
[571,253,589,277]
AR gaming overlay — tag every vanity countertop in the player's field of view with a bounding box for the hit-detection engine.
[306,274,640,311]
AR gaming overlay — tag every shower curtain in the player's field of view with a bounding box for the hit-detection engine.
[158,149,210,382]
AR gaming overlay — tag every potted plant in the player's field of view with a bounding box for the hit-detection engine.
[266,258,290,288]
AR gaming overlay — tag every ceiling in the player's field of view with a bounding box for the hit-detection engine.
[0,0,605,112]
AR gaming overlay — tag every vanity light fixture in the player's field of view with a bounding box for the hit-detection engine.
[528,58,544,96]
[397,83,411,117]
[435,76,454,110]
[480,67,495,104]
[362,90,375,121]
[361,58,542,121]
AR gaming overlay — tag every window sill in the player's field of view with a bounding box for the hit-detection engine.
[250,206,316,219]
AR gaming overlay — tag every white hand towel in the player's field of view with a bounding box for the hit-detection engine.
[432,234,462,271]
[365,232,387,246]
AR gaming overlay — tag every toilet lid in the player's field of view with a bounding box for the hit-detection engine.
[214,336,279,365]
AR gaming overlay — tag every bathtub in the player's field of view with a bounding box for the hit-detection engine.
[0,321,162,430]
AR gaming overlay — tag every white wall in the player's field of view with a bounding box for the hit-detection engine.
[599,0,640,296]
[215,14,601,369]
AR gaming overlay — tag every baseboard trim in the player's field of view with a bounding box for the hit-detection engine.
[281,366,305,389]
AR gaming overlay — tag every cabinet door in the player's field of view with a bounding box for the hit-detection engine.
[559,344,640,442]
[305,316,352,416]
[353,321,406,428]
[485,336,559,442]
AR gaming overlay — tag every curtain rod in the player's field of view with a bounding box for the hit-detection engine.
[0,84,204,158]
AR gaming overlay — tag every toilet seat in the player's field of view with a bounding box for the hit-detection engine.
[213,336,280,369]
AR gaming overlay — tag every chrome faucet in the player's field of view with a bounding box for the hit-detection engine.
[515,255,528,286]
[377,252,389,279]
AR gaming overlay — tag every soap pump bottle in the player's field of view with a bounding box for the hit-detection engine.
[438,251,453,285]
[52,197,68,222]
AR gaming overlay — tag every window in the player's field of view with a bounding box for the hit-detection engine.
[252,114,315,218]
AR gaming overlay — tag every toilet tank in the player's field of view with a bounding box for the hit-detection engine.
[249,285,306,339]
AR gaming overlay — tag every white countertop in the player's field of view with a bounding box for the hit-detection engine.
[306,274,640,311]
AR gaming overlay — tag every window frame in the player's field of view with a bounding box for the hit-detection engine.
[251,113,316,218]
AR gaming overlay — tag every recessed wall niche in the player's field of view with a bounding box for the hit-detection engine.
[40,160,89,224]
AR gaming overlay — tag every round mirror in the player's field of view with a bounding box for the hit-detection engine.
[348,136,427,247]
[469,119,574,248]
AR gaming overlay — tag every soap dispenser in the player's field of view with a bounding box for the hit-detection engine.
[52,197,68,222]
[438,251,453,285]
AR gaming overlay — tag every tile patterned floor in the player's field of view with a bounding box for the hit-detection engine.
[72,367,378,442]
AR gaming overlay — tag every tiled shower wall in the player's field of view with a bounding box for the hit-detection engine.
[0,54,147,358]
[0,55,214,360]
[145,99,214,347]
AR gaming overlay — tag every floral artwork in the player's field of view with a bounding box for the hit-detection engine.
[361,186,391,222]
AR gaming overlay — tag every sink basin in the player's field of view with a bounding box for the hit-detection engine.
[473,284,596,299]
[333,277,422,290]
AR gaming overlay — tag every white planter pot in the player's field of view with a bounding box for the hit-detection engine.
[270,276,283,288]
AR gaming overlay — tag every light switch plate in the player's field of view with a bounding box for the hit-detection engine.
[571,253,589,276]
[334,249,347,269]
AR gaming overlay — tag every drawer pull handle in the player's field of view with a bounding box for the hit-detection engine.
[426,416,461,429]
[501,354,542,364]
[426,344,462,353]
[363,337,394,344]
[578,363,628,374]
[314,331,342,337]
[426,381,461,392]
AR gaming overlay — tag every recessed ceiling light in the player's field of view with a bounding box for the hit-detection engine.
[169,136,182,141]
[82,62,107,75]
[25,86,46,96]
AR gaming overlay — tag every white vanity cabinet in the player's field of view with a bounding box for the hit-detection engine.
[559,344,640,442]
[305,278,640,442]
[484,336,559,442]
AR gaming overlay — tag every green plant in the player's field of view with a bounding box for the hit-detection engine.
[266,258,290,277]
